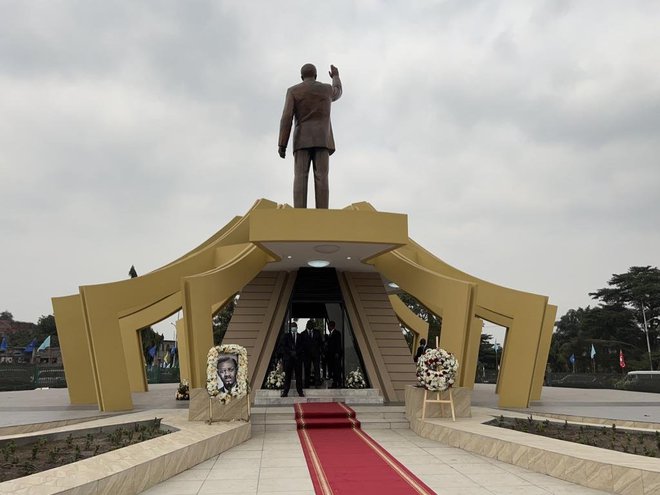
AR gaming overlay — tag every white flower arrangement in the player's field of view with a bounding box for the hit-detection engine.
[346,368,366,389]
[265,361,285,390]
[176,379,190,400]
[416,347,459,391]
[206,344,249,403]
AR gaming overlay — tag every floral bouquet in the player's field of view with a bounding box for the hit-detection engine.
[265,361,285,390]
[175,379,190,400]
[346,368,366,389]
[416,348,459,391]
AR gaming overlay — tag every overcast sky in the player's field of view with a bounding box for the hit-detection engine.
[2,1,659,342]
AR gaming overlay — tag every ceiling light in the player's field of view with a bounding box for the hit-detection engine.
[307,260,330,268]
[346,256,352,260]
[287,255,293,259]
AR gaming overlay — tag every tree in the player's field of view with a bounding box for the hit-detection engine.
[550,305,643,372]
[397,292,442,347]
[590,266,660,354]
[212,297,237,345]
[140,327,163,352]
[478,333,497,370]
[0,311,13,321]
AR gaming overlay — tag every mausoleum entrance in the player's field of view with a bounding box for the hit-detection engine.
[263,268,368,389]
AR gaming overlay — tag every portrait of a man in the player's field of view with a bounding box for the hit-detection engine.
[217,353,238,393]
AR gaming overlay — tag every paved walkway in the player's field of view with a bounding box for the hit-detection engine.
[5,384,660,494]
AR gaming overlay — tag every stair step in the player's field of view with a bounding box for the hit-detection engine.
[254,388,384,406]
[250,404,408,432]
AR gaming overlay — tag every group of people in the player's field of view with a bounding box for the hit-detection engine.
[278,320,343,397]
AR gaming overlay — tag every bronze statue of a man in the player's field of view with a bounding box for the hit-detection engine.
[278,63,342,209]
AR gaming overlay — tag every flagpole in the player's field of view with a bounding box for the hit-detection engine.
[641,302,653,370]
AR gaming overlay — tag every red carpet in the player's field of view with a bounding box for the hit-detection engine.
[295,402,436,495]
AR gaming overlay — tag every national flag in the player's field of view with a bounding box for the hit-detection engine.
[569,354,576,364]
[37,336,51,352]
[0,336,7,351]
[619,349,626,369]
[148,345,157,358]
[590,344,596,359]
[24,338,37,353]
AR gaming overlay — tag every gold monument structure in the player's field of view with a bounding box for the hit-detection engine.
[52,198,556,412]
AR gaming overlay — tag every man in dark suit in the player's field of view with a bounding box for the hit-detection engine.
[301,320,324,387]
[278,63,342,209]
[280,322,305,397]
[414,338,428,363]
[326,320,342,388]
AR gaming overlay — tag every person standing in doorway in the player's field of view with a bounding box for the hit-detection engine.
[301,320,323,387]
[280,322,305,397]
[326,320,342,388]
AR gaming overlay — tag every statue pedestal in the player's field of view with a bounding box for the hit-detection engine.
[188,387,249,422]
[404,385,472,420]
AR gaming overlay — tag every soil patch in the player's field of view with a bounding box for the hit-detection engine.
[0,418,170,482]
[486,415,660,458]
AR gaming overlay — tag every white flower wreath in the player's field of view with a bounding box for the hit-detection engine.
[264,361,285,390]
[416,347,459,391]
[206,344,249,403]
[346,368,366,389]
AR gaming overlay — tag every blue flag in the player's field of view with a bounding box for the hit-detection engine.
[0,336,7,351]
[590,344,596,359]
[148,345,157,358]
[24,338,37,353]
[569,353,576,364]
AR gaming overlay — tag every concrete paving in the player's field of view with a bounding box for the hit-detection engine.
[4,383,659,494]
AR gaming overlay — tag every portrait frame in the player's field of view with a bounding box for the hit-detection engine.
[206,344,248,403]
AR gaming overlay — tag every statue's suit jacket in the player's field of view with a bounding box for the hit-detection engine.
[279,75,342,154]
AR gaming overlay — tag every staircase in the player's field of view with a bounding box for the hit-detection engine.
[254,386,384,406]
[251,401,409,433]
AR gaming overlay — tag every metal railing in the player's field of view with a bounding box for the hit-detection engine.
[0,364,181,391]
[0,364,67,391]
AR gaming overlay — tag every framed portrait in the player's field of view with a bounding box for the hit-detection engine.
[206,344,248,402]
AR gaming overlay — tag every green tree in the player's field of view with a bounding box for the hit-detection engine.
[397,292,442,347]
[0,311,13,321]
[589,266,660,352]
[36,314,57,346]
[551,305,642,372]
[212,297,236,345]
[140,327,163,358]
[478,333,497,370]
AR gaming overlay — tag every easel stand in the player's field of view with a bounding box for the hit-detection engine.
[421,388,455,421]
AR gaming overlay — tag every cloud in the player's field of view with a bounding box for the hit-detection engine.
[1,0,659,324]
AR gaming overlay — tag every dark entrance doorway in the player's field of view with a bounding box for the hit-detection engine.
[263,268,368,389]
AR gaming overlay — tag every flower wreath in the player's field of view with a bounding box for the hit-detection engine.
[416,347,459,391]
[206,344,249,403]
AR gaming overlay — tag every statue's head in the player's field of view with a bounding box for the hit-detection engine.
[300,63,317,80]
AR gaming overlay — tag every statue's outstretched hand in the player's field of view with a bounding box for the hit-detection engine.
[278,146,286,159]
[329,65,339,78]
